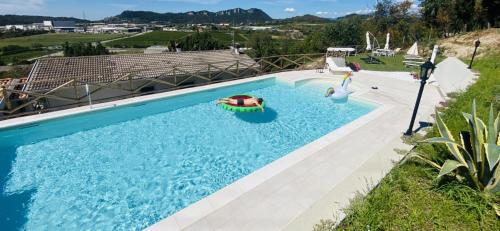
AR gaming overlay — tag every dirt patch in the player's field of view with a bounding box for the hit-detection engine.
[439,28,500,58]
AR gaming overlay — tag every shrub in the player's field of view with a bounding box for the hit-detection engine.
[408,100,500,214]
[1,45,30,55]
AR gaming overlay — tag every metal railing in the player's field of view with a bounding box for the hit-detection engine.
[0,53,326,120]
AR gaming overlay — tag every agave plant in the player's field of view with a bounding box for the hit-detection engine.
[410,100,500,194]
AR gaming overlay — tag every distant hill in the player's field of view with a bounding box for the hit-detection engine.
[106,8,273,24]
[0,15,89,26]
[280,14,332,24]
[0,10,368,26]
[331,13,370,22]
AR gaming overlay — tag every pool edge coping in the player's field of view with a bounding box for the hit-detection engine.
[0,72,389,230]
[146,95,390,230]
[0,75,275,130]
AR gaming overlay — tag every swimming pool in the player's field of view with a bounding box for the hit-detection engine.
[0,77,375,230]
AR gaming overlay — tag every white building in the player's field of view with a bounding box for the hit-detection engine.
[5,25,26,30]
[163,27,178,32]
[43,21,53,30]
[144,46,169,54]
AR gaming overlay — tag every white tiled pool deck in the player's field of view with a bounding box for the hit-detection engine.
[0,69,444,230]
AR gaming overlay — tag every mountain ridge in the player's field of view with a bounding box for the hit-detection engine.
[278,14,333,23]
[0,15,89,26]
[0,8,367,26]
[106,8,273,24]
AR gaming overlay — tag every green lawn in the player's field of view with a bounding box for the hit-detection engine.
[106,31,248,48]
[314,54,500,230]
[0,33,126,48]
[0,50,54,65]
[346,53,447,72]
[106,31,191,48]
[346,54,419,72]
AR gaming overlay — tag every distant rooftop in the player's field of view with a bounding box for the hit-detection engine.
[26,50,256,91]
[53,21,76,28]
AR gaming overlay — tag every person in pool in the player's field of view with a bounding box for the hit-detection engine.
[217,96,265,112]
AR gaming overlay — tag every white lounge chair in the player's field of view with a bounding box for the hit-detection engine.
[326,57,352,75]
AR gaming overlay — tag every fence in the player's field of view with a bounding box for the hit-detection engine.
[0,53,325,120]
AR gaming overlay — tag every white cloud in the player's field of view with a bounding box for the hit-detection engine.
[344,8,375,15]
[284,8,296,13]
[410,3,420,12]
[0,0,45,14]
[316,11,329,15]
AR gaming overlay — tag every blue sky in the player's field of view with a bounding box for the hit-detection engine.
[0,0,405,20]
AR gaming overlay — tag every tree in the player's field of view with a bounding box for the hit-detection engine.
[303,31,327,53]
[63,42,109,57]
[247,32,277,58]
[483,0,500,28]
[178,32,224,51]
[322,16,363,47]
[420,0,497,34]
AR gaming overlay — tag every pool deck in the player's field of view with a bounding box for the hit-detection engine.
[0,69,444,230]
[146,70,443,230]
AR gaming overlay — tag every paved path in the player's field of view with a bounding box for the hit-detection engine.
[431,57,476,95]
[27,51,63,61]
[101,31,151,44]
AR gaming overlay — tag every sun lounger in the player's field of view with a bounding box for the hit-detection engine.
[326,57,352,74]
[404,55,425,61]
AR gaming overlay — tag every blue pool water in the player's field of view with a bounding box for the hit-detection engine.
[0,78,375,230]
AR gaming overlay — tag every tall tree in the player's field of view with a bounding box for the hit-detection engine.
[247,33,276,58]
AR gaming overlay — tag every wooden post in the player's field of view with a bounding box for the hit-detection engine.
[208,64,212,80]
[236,60,240,77]
[72,79,78,100]
[173,68,177,86]
[1,86,12,110]
[129,75,133,91]
[259,59,263,74]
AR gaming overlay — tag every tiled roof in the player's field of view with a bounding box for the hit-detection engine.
[25,50,257,91]
[1,78,28,101]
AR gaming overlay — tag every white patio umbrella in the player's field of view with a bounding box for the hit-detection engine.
[407,42,419,56]
[366,32,372,51]
[430,45,439,64]
[384,33,390,50]
[428,45,440,84]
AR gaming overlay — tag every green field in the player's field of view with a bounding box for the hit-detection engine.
[106,31,190,48]
[0,50,54,65]
[0,33,126,48]
[106,31,248,48]
[210,31,247,44]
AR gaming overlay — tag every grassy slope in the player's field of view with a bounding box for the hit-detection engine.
[210,31,247,44]
[0,50,53,64]
[0,33,125,48]
[314,54,500,230]
[106,31,191,47]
